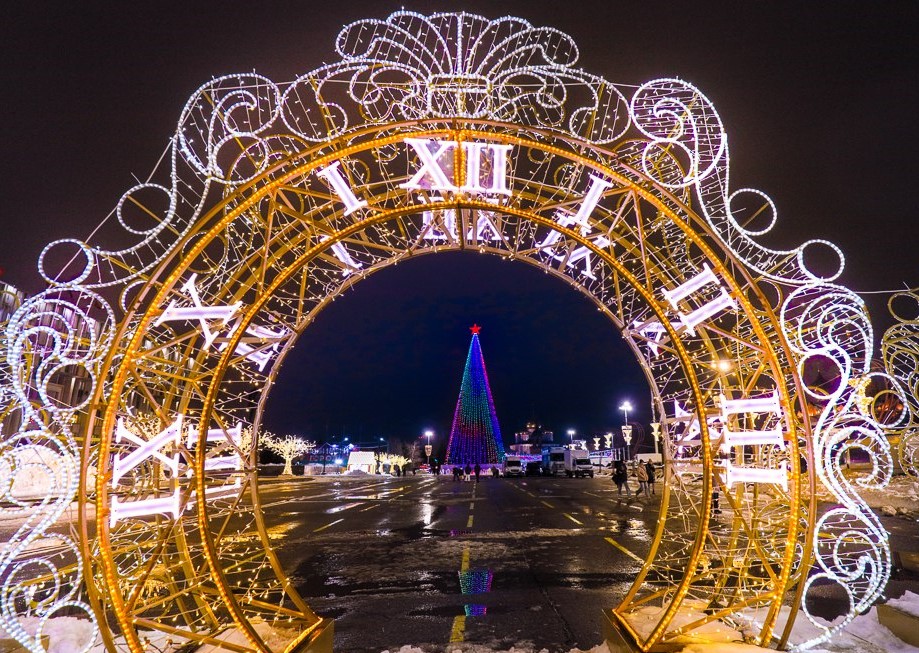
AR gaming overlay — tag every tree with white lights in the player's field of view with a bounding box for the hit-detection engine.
[264,434,315,475]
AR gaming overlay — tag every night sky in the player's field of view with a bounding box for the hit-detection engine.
[1,3,917,449]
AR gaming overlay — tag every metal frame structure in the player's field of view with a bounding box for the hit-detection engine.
[0,11,900,652]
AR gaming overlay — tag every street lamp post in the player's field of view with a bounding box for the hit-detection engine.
[424,430,433,469]
[567,429,575,448]
[619,400,632,426]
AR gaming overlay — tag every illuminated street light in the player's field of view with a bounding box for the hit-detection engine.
[619,400,633,426]
[567,429,575,448]
[424,430,434,468]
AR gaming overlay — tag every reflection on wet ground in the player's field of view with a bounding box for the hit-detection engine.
[271,475,660,651]
[459,569,494,616]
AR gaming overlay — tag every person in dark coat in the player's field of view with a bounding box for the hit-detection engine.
[473,463,481,481]
[613,460,631,496]
[644,460,656,495]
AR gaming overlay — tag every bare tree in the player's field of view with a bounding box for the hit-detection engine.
[264,434,315,475]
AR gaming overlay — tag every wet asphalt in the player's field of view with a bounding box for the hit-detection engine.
[262,473,661,652]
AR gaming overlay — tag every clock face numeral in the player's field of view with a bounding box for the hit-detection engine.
[718,391,785,451]
[420,208,501,243]
[218,320,288,372]
[154,274,241,349]
[401,138,512,196]
[316,161,369,216]
[112,417,182,485]
[662,264,737,335]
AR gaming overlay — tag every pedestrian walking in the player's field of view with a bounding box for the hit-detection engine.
[464,463,472,482]
[491,466,499,478]
[636,460,649,496]
[473,463,481,482]
[452,465,461,481]
[645,460,656,495]
[613,460,631,496]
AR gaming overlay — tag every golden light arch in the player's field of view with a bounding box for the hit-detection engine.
[0,11,898,653]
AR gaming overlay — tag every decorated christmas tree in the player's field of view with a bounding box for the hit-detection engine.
[445,324,505,464]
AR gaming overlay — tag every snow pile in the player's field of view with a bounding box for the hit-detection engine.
[887,590,919,617]
[815,472,919,519]
[623,603,744,643]
[0,616,95,653]
[7,445,66,500]
[380,644,613,653]
[195,620,298,652]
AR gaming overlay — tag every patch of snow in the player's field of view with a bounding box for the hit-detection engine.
[888,591,919,617]
[1,616,96,653]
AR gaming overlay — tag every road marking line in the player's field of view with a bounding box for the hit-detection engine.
[359,504,380,512]
[461,547,470,572]
[325,502,364,514]
[312,518,344,533]
[469,502,475,511]
[540,500,555,509]
[605,536,644,563]
[563,513,584,525]
[449,615,466,642]
[466,514,474,528]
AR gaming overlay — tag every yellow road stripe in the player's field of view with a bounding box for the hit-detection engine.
[359,504,380,512]
[461,547,470,572]
[313,518,344,533]
[449,615,466,642]
[605,536,644,563]
[540,500,554,509]
[466,514,474,528]
[563,513,584,525]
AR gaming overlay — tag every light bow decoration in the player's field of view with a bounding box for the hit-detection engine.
[0,10,900,652]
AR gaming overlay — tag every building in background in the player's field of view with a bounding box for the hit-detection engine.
[509,422,555,456]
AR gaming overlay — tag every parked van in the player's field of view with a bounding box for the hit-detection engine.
[564,448,594,477]
[541,446,567,476]
[502,455,524,477]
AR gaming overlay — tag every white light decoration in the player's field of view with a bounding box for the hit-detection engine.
[0,10,898,653]
[881,291,919,476]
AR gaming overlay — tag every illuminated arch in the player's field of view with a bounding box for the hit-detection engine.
[0,11,895,653]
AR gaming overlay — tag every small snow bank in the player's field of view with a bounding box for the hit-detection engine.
[676,644,770,653]
[7,445,67,500]
[887,590,919,617]
[0,616,96,653]
[195,621,298,652]
[381,644,612,653]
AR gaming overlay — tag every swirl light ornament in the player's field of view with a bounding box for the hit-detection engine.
[0,11,894,652]
[882,292,919,476]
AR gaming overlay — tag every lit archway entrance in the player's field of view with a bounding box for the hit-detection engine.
[1,12,894,653]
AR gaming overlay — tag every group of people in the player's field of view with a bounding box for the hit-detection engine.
[451,463,490,481]
[612,459,657,497]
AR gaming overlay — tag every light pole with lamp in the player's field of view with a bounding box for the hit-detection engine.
[619,400,633,460]
[567,429,575,449]
[424,430,433,470]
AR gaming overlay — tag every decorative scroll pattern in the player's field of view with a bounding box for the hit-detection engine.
[882,292,919,475]
[0,288,111,652]
[0,10,893,653]
[781,284,898,649]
